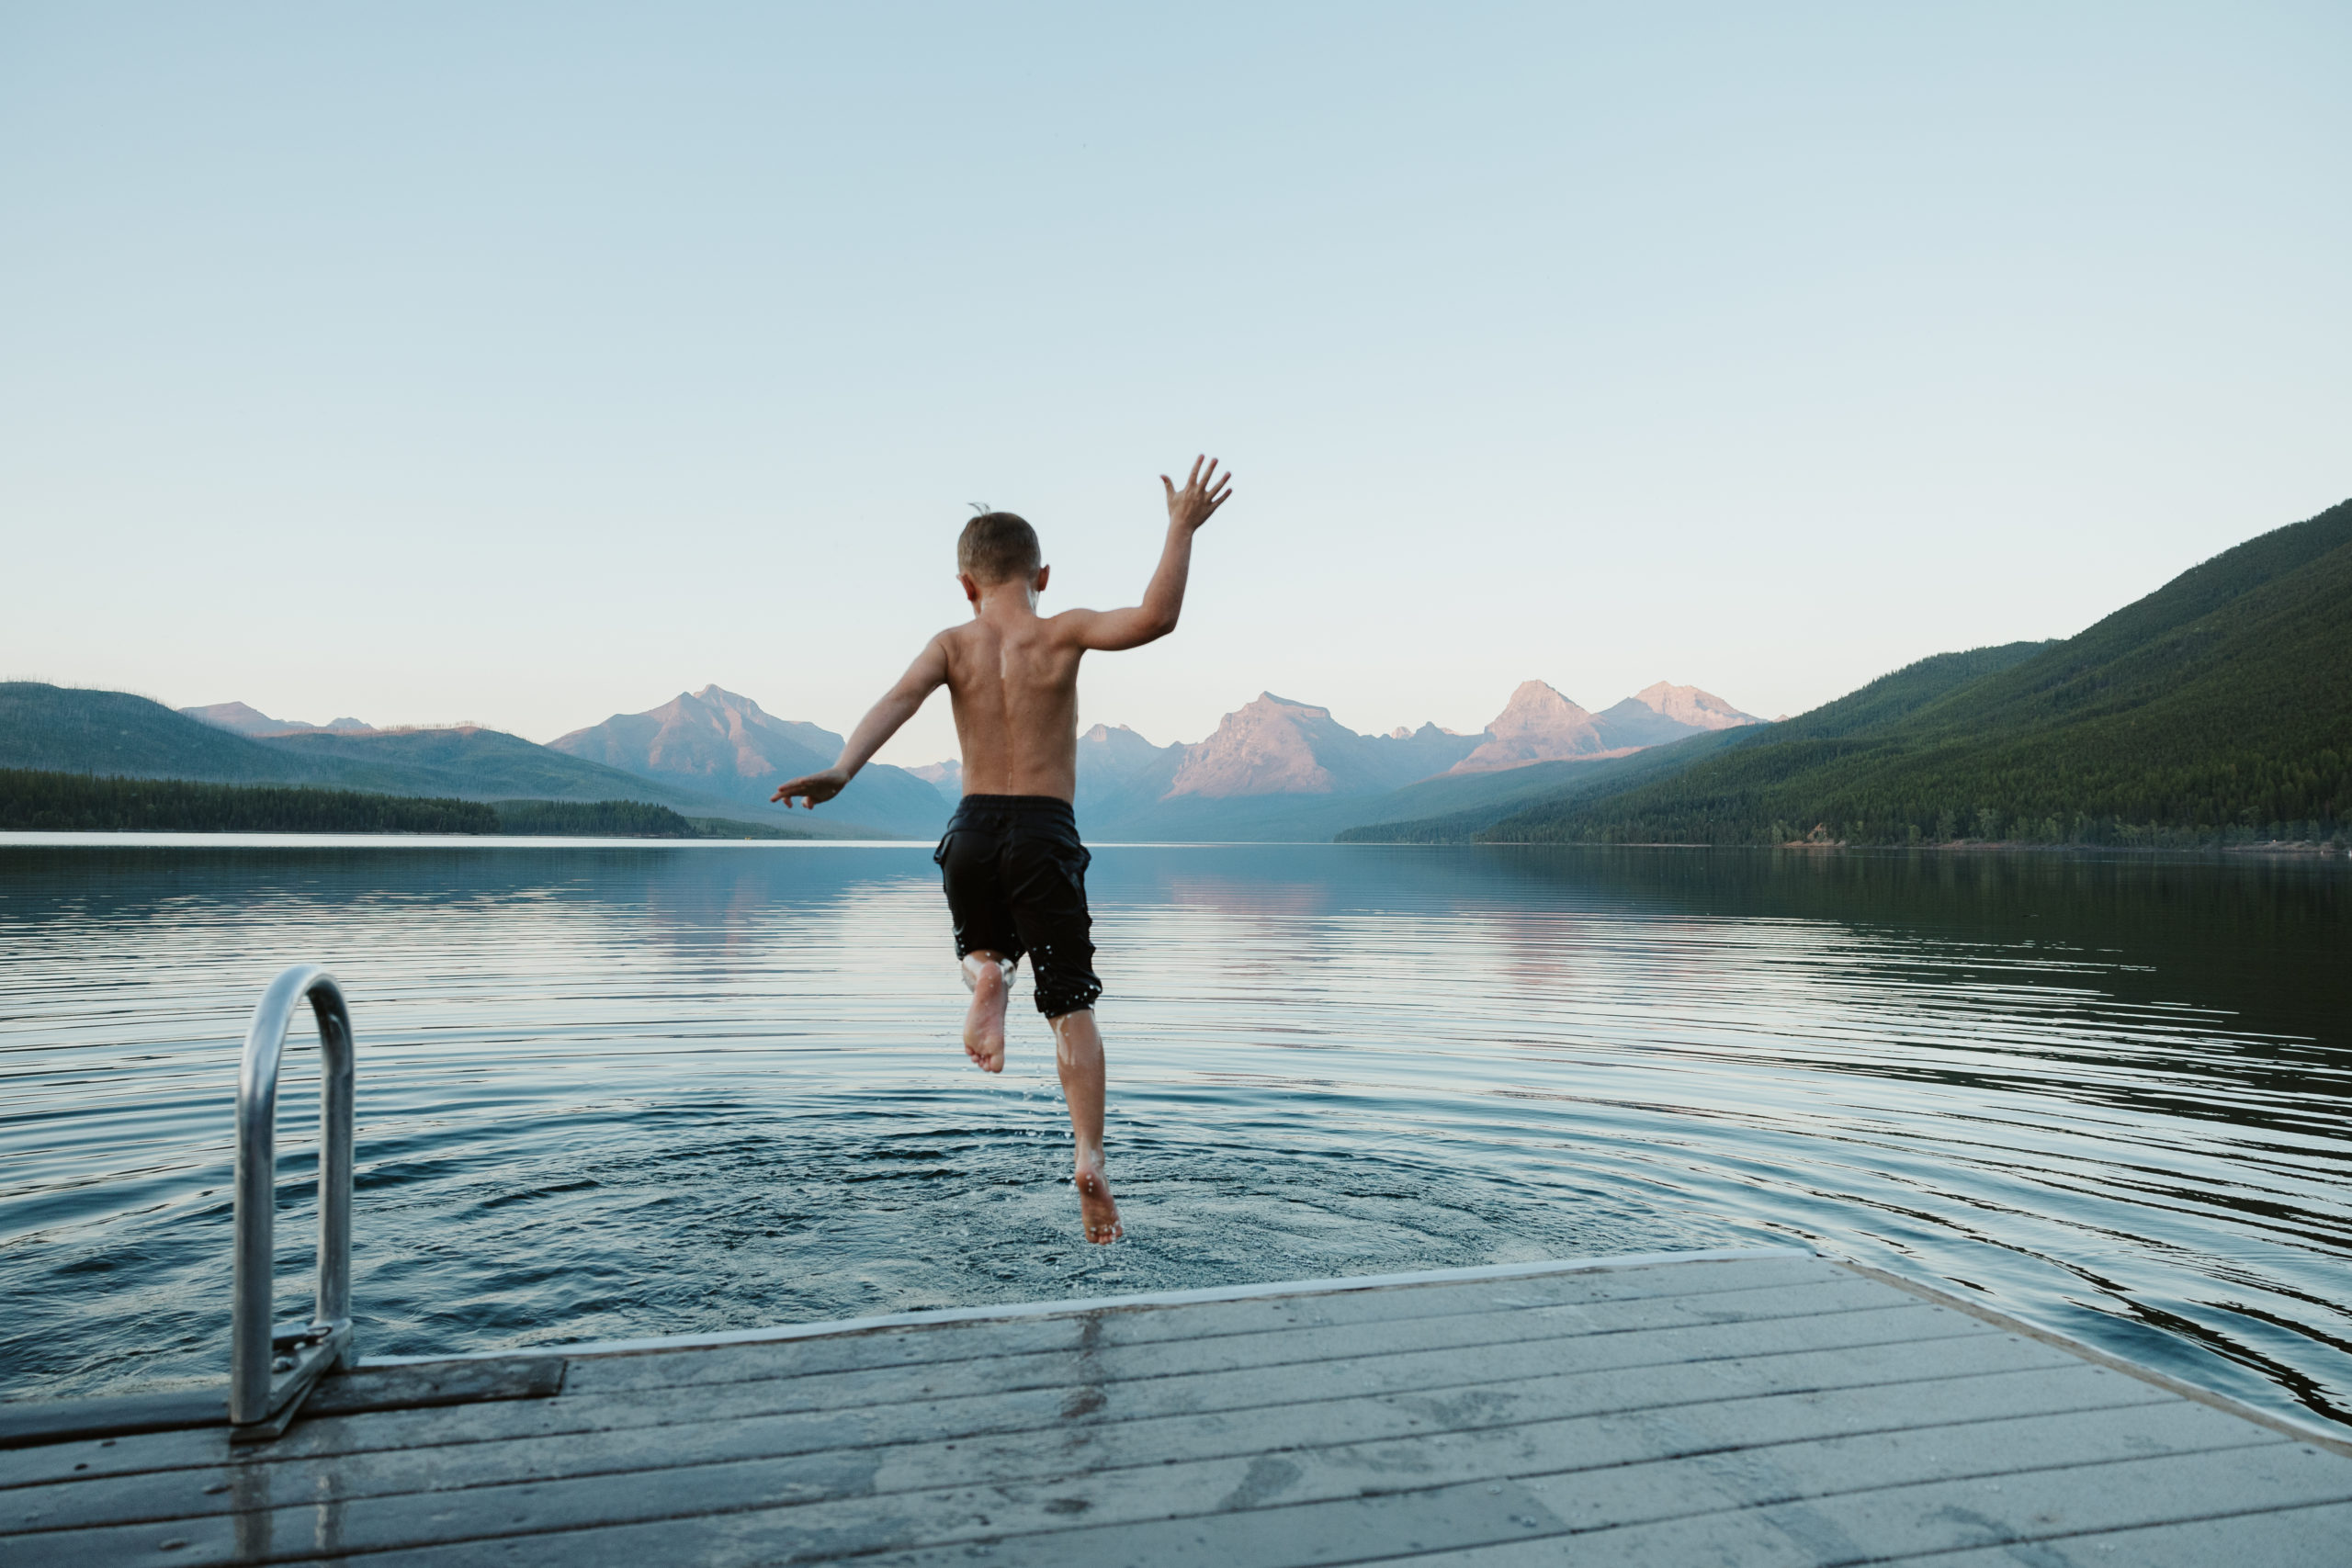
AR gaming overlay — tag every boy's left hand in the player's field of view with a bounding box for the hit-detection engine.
[772,768,848,807]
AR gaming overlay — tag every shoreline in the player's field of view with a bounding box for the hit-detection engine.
[0,830,925,849]
[1763,837,2347,858]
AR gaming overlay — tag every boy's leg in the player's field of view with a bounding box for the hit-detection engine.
[960,952,1014,1073]
[1048,1008,1122,1243]
[1001,808,1114,1243]
[937,816,1020,1074]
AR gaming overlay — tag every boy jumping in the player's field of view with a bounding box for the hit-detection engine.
[770,457,1234,1244]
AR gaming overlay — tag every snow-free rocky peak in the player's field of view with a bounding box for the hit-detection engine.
[1629,682,1764,730]
[1448,681,1616,773]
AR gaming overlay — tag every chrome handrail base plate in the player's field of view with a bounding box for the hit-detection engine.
[229,1323,353,1445]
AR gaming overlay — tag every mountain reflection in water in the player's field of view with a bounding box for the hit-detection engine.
[0,840,2345,1433]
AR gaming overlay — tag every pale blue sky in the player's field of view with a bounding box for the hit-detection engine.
[4,4,2346,765]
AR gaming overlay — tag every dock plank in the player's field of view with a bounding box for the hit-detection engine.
[1911,1498,2352,1568]
[856,1407,2307,1568]
[11,1337,2119,1564]
[0,1271,1932,1489]
[556,1252,1845,1396]
[295,1399,2294,1568]
[1,1252,2344,1567]
[1449,1442,2352,1567]
[6,1304,2070,1536]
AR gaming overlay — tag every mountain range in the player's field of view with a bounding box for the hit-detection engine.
[28,494,2338,850]
[1024,682,1762,839]
[0,676,1765,842]
[1449,680,1758,772]
[548,685,952,836]
[180,702,374,738]
[1346,495,2352,846]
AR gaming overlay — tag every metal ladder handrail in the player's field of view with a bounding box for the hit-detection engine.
[231,964,356,1438]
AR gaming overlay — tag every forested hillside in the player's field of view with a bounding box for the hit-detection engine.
[1472,499,2351,846]
[0,772,812,837]
[1344,498,2351,847]
[0,684,334,783]
[0,770,499,833]
[492,799,809,838]
[0,682,871,834]
[1335,724,1772,843]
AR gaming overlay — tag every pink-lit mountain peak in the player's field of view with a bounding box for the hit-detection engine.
[179,701,373,737]
[1166,694,1351,798]
[545,683,950,831]
[1448,681,1616,773]
[1163,694,1478,799]
[550,684,840,784]
[1629,681,1763,730]
[1448,678,1763,773]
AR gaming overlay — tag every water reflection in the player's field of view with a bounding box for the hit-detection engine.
[0,840,2345,1435]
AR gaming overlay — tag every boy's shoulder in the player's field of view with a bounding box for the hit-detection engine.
[936,610,1094,648]
[929,619,999,666]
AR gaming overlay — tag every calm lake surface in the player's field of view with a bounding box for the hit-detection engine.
[2,840,2346,1434]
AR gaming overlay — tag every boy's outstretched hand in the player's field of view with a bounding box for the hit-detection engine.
[772,767,848,807]
[1162,456,1233,532]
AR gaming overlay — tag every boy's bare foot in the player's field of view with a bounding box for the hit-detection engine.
[1075,1156,1122,1243]
[961,953,1010,1073]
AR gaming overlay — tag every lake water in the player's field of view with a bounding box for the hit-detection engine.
[1,839,2346,1437]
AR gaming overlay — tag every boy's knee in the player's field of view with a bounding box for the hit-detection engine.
[961,952,1015,992]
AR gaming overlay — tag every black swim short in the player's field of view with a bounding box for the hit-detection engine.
[933,795,1103,1018]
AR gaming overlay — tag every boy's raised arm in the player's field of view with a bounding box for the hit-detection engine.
[1063,457,1233,652]
[771,636,951,807]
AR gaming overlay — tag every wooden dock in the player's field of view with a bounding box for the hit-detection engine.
[5,1247,2347,1565]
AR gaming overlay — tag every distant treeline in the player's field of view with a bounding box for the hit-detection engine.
[0,770,799,839]
[0,770,499,833]
[491,798,696,836]
[1503,738,2351,850]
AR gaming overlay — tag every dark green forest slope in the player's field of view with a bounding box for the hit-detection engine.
[0,684,330,782]
[1353,497,2352,846]
[1498,498,2352,845]
[1344,641,2052,843]
[0,771,810,837]
[1335,723,1772,843]
[0,770,500,833]
[492,798,808,837]
[0,683,867,833]
[0,684,718,808]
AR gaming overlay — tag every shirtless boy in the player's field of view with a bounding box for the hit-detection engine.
[769,457,1234,1244]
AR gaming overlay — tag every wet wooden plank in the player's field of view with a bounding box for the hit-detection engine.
[4,1303,2044,1536]
[1906,1498,2352,1568]
[0,1271,1928,1488]
[223,1397,2298,1568]
[0,1391,221,1450]
[558,1253,1846,1395]
[1419,1442,2352,1567]
[11,1335,2098,1563]
[3,1254,2345,1568]
[805,1408,2315,1568]
[554,1277,1914,1414]
[0,1358,567,1470]
[301,1356,567,1418]
[853,1427,2298,1568]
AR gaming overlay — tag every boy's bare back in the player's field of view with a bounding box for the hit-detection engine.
[934,607,1087,801]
